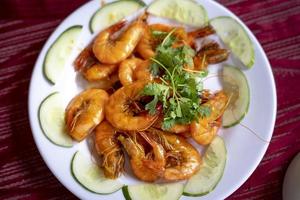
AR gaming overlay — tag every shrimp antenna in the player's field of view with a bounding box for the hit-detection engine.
[230,109,271,143]
[203,73,271,144]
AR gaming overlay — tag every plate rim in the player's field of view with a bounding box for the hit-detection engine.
[208,0,277,198]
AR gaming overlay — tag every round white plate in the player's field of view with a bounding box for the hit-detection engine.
[28,0,277,199]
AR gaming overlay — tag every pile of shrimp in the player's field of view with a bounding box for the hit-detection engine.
[66,13,230,182]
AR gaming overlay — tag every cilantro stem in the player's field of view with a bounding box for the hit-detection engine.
[171,66,178,98]
[159,77,169,86]
[182,68,207,75]
[201,53,207,68]
[161,28,177,46]
[151,58,176,90]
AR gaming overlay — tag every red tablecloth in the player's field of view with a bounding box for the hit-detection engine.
[1,0,300,199]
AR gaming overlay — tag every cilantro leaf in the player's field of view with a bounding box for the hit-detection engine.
[150,62,160,76]
[142,83,170,115]
[162,118,176,130]
[145,96,159,115]
[142,29,210,128]
[142,83,169,96]
[151,30,168,38]
[198,105,211,118]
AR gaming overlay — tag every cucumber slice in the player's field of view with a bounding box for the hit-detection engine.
[38,92,72,147]
[222,65,250,128]
[183,136,226,196]
[147,0,208,27]
[123,183,183,200]
[89,0,146,33]
[71,151,124,194]
[210,16,255,68]
[43,25,82,84]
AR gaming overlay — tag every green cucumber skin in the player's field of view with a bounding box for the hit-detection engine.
[70,151,94,194]
[89,0,146,34]
[147,0,208,27]
[89,9,98,34]
[130,0,146,6]
[122,185,183,200]
[71,151,123,195]
[122,186,132,200]
[183,190,209,197]
[183,156,227,197]
[210,16,255,68]
[43,25,83,85]
[222,65,250,128]
[38,92,72,148]
[222,111,247,128]
[183,137,227,196]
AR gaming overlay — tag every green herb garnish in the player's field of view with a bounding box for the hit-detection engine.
[142,29,210,129]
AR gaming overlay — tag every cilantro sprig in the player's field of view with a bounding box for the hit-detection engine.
[142,29,210,130]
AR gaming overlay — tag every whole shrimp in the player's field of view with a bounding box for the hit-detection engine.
[146,128,201,181]
[94,121,124,179]
[82,63,118,82]
[193,41,230,70]
[105,81,159,131]
[153,116,190,134]
[134,60,153,83]
[74,46,118,82]
[118,58,152,86]
[87,72,120,91]
[136,24,189,59]
[65,89,109,141]
[93,19,145,64]
[118,132,165,182]
[136,25,155,59]
[149,24,188,41]
[191,91,228,145]
[187,25,216,41]
[119,57,143,86]
[169,124,190,134]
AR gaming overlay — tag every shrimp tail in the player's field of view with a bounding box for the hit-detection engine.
[138,12,148,22]
[188,25,216,38]
[74,46,97,71]
[107,20,127,34]
[142,159,164,176]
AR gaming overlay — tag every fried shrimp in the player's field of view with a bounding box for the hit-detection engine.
[93,19,144,64]
[119,57,143,86]
[65,12,234,183]
[118,133,165,182]
[168,124,190,134]
[105,81,159,131]
[94,121,124,179]
[65,89,109,141]
[82,63,118,82]
[136,25,155,59]
[193,42,230,70]
[146,129,201,181]
[187,25,216,40]
[153,116,190,134]
[191,91,228,145]
[119,58,152,86]
[186,25,216,48]
[134,60,152,83]
[74,47,118,82]
[149,24,188,41]
[136,24,188,59]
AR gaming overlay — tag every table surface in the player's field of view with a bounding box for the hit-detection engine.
[1,0,300,199]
